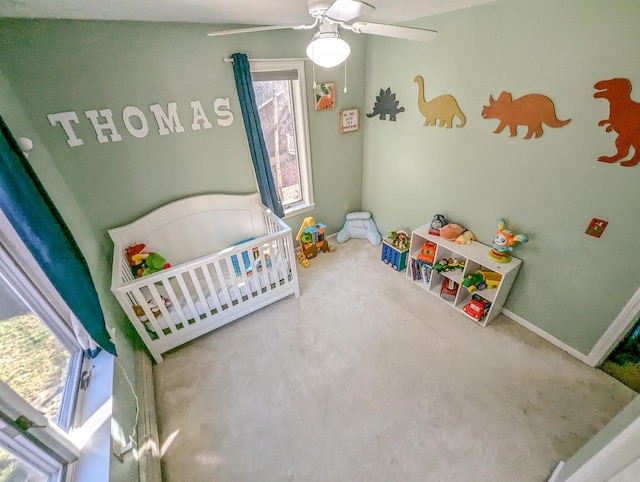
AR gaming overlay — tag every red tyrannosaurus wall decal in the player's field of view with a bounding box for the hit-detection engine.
[594,78,640,167]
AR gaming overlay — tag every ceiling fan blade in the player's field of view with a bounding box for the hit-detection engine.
[350,22,438,42]
[324,0,375,23]
[207,24,306,37]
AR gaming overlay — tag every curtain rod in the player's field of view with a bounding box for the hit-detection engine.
[223,57,307,63]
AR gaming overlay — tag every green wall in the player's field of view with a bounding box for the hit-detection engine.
[362,0,640,354]
[0,69,140,480]
[0,19,367,481]
[0,19,367,241]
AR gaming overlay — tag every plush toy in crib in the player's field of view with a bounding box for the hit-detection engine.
[142,253,171,277]
[126,243,171,277]
[337,211,382,246]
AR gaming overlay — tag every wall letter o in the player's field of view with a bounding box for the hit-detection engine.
[123,106,149,139]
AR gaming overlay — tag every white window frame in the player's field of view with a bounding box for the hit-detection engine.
[249,58,315,217]
[0,209,98,481]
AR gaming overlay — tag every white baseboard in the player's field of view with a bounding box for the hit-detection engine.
[548,461,565,482]
[586,286,640,367]
[135,348,162,482]
[502,309,592,366]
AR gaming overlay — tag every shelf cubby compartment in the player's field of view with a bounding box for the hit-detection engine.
[406,225,522,326]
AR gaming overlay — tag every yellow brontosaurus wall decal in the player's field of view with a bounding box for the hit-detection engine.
[414,75,466,128]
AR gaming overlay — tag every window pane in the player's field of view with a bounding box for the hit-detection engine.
[0,445,48,482]
[0,277,70,424]
[253,80,303,207]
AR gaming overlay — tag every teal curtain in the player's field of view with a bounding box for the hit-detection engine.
[231,52,285,218]
[0,116,116,356]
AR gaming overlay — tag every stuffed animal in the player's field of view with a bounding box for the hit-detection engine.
[440,223,464,241]
[455,230,476,245]
[141,253,171,277]
[125,243,171,277]
[337,211,382,246]
[126,243,147,265]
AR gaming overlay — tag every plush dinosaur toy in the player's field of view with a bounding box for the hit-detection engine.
[141,253,171,277]
[125,244,171,277]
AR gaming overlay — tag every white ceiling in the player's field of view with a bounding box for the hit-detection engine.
[0,0,496,26]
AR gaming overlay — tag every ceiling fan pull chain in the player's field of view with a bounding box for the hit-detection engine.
[312,60,317,89]
[344,59,348,94]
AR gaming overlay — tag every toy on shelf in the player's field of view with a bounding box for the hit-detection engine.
[428,214,447,236]
[410,257,432,281]
[472,293,492,310]
[387,228,411,251]
[440,278,459,302]
[434,257,465,273]
[455,229,476,245]
[337,211,382,246]
[417,240,437,264]
[488,218,529,263]
[296,217,334,268]
[439,223,465,241]
[463,299,487,321]
[461,269,502,293]
[420,263,432,283]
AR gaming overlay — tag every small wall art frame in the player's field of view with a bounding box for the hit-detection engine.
[314,82,335,111]
[339,107,359,133]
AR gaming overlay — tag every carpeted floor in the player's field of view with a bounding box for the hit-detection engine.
[153,238,635,482]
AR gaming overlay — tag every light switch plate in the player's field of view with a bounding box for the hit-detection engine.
[586,218,608,238]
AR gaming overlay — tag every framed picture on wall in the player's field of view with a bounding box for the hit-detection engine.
[314,82,335,111]
[339,107,359,133]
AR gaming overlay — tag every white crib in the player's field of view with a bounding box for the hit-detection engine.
[108,193,300,363]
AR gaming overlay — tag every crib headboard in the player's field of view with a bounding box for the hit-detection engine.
[108,193,268,267]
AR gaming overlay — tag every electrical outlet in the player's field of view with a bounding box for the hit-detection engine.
[343,201,350,212]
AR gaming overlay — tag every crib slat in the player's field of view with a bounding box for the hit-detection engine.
[212,259,233,308]
[161,277,189,328]
[131,286,166,339]
[237,247,255,300]
[147,281,177,335]
[202,263,224,313]
[176,271,200,326]
[256,243,272,293]
[188,269,215,321]
[224,256,244,305]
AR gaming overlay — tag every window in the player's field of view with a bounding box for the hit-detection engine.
[0,214,87,482]
[250,59,314,216]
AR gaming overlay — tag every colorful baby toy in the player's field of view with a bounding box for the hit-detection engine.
[125,243,171,277]
[387,228,411,250]
[296,217,334,267]
[488,218,529,263]
[429,214,447,236]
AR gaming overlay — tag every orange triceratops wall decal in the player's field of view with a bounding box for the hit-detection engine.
[481,92,571,139]
[594,78,640,167]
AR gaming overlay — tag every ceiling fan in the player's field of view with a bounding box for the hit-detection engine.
[207,0,438,68]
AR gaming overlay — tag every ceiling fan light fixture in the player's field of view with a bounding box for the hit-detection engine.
[306,31,351,68]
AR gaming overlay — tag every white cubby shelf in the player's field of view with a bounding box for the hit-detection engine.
[406,224,522,327]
